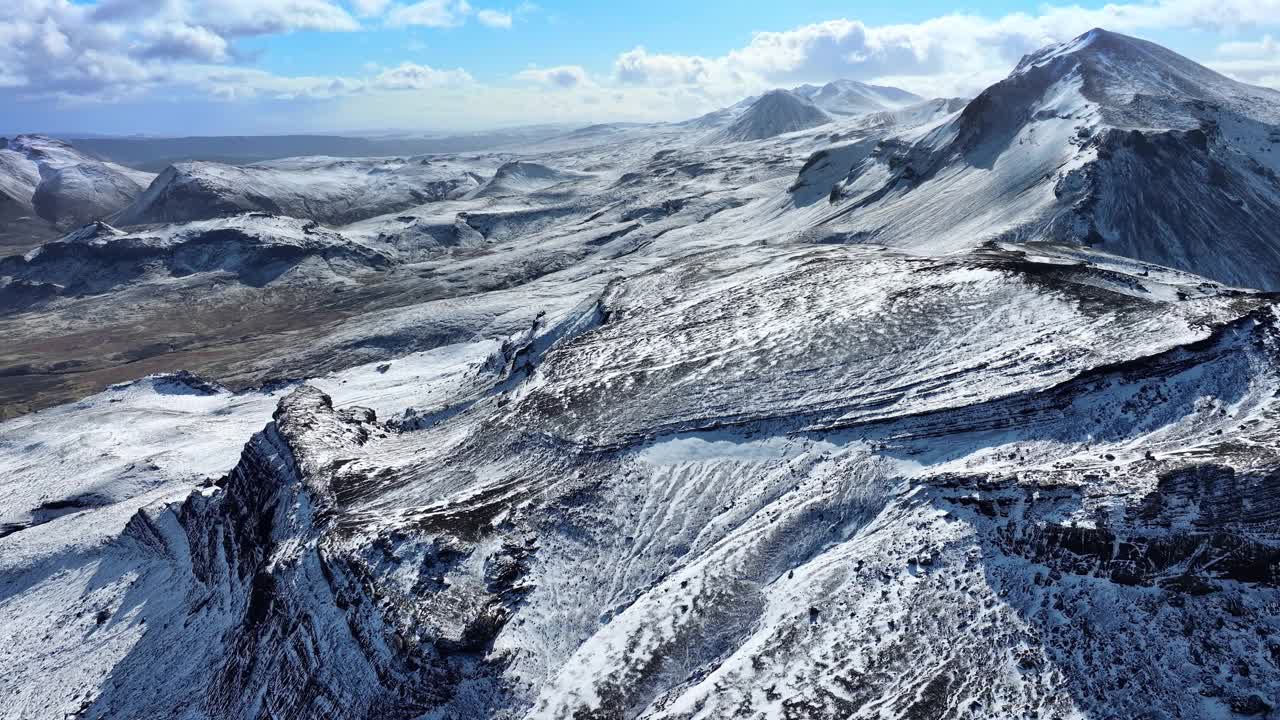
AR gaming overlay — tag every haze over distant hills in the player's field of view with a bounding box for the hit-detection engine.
[3,28,1280,720]
[62,127,577,172]
[34,79,931,173]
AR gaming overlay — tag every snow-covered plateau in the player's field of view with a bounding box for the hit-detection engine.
[1,28,1279,720]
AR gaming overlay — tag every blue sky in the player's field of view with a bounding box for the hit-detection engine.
[4,0,1280,135]
[252,2,1035,79]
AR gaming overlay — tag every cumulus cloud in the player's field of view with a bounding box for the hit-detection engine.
[191,60,475,102]
[1218,34,1279,57]
[608,0,1280,98]
[386,0,472,28]
[615,47,719,86]
[0,0,484,111]
[135,23,233,63]
[200,0,359,35]
[6,0,1280,132]
[0,0,367,103]
[476,9,512,29]
[516,65,589,89]
[1209,34,1280,87]
[372,61,473,89]
[1,2,150,100]
[94,0,360,35]
[197,67,365,101]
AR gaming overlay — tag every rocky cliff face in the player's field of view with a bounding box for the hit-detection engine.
[71,386,537,719]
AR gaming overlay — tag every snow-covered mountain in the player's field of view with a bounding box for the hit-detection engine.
[690,80,926,132]
[805,28,1280,289]
[0,215,390,307]
[4,242,1279,719]
[706,89,832,143]
[113,155,490,227]
[3,28,1280,720]
[470,160,593,198]
[856,96,970,130]
[0,135,155,253]
[795,79,924,116]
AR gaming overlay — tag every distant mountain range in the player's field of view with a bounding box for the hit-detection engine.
[63,127,576,172]
[688,78,928,141]
[794,79,923,115]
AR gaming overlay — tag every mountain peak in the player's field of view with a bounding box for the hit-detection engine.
[1004,27,1280,126]
[706,89,830,143]
[759,88,801,101]
[1015,28,1157,72]
[796,80,923,115]
[1080,26,1121,42]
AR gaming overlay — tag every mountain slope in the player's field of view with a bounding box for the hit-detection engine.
[806,28,1280,289]
[470,161,593,198]
[689,80,924,131]
[3,243,1279,719]
[6,28,1280,720]
[112,155,489,227]
[706,90,832,143]
[796,79,924,116]
[0,214,389,305]
[0,135,155,252]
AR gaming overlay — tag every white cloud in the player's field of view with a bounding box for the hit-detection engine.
[197,66,365,101]
[6,0,1280,132]
[38,18,72,59]
[198,0,359,35]
[187,60,475,102]
[136,23,233,63]
[607,0,1280,99]
[0,0,364,103]
[516,65,589,89]
[372,61,473,89]
[1209,34,1280,87]
[615,47,719,86]
[386,0,472,28]
[610,17,1045,99]
[350,0,393,16]
[93,0,360,35]
[476,9,512,29]
[1218,34,1279,57]
[0,0,481,108]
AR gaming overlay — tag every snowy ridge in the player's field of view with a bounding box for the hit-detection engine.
[796,79,924,116]
[5,241,1280,718]
[688,79,925,132]
[806,28,1280,290]
[0,213,389,302]
[112,155,492,227]
[470,161,594,198]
